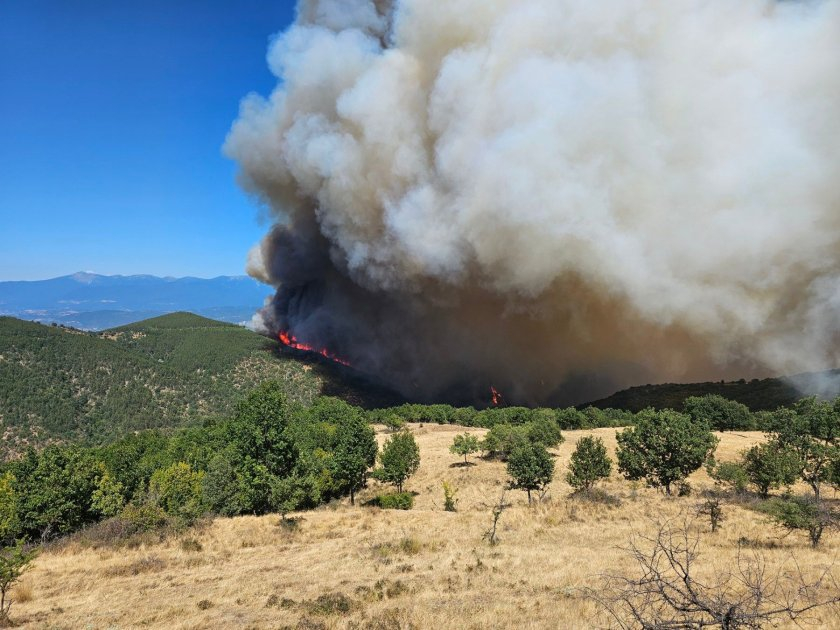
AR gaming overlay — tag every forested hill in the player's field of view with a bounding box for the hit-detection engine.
[0,313,402,456]
[582,371,840,413]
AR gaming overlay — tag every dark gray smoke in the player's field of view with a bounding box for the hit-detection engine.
[226,0,840,405]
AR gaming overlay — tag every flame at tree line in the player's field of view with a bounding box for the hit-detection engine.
[491,386,503,406]
[278,330,351,367]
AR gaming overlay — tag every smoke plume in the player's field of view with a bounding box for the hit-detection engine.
[226,0,840,406]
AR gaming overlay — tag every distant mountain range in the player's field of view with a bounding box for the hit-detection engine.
[0,272,274,329]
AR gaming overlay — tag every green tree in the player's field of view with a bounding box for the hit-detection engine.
[450,433,480,464]
[202,449,244,516]
[10,446,102,540]
[741,442,799,497]
[507,443,555,504]
[332,414,378,504]
[270,475,320,521]
[226,382,299,478]
[526,416,564,449]
[383,415,406,433]
[148,462,205,523]
[769,399,840,500]
[566,436,612,491]
[705,459,749,494]
[372,431,420,493]
[616,409,718,495]
[481,423,528,460]
[91,470,125,518]
[0,474,18,544]
[0,541,37,624]
[683,394,753,431]
[761,496,838,548]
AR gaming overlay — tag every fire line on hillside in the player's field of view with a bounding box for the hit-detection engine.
[278,330,352,367]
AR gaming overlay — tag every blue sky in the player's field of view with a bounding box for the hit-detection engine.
[0,1,297,281]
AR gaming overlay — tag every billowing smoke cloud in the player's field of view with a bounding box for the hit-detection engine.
[226,0,840,406]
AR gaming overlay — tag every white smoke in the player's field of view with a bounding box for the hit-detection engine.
[226,0,840,404]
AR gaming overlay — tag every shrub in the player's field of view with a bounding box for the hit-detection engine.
[507,443,555,504]
[372,431,420,493]
[697,496,724,532]
[760,496,838,548]
[616,409,718,495]
[270,475,320,521]
[376,492,414,510]
[449,433,480,464]
[148,462,205,523]
[525,416,564,449]
[442,481,457,512]
[741,443,799,497]
[566,436,612,491]
[119,502,169,533]
[91,471,125,519]
[706,459,749,494]
[481,424,528,460]
[383,415,406,433]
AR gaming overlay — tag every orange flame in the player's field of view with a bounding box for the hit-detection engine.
[490,385,502,406]
[278,330,351,367]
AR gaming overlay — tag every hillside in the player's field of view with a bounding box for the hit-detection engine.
[582,371,840,412]
[0,272,273,329]
[0,313,401,455]
[12,425,838,629]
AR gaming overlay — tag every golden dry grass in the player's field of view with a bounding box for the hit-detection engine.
[12,425,840,629]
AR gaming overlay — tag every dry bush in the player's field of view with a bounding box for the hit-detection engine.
[587,519,840,629]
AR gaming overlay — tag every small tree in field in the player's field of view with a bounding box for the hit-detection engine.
[741,442,799,497]
[616,409,718,495]
[332,414,377,505]
[372,430,420,493]
[507,443,555,504]
[450,433,480,464]
[566,436,612,492]
[762,496,838,548]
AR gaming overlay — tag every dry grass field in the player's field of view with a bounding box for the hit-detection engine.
[11,425,840,629]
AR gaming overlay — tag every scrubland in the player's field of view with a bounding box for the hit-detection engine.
[12,425,839,629]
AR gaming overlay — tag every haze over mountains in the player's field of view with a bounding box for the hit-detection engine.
[0,272,273,329]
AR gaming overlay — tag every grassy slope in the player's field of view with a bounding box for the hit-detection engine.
[14,425,838,629]
[0,313,400,455]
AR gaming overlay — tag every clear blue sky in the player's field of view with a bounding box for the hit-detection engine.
[0,1,296,281]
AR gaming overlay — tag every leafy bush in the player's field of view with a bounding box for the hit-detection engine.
[706,459,749,494]
[741,443,799,497]
[449,433,480,464]
[567,436,612,491]
[525,416,564,449]
[372,431,420,493]
[442,481,457,512]
[683,394,753,431]
[376,492,414,510]
[759,495,838,547]
[617,409,718,495]
[481,424,528,460]
[119,502,169,533]
[507,443,555,504]
[148,462,205,523]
